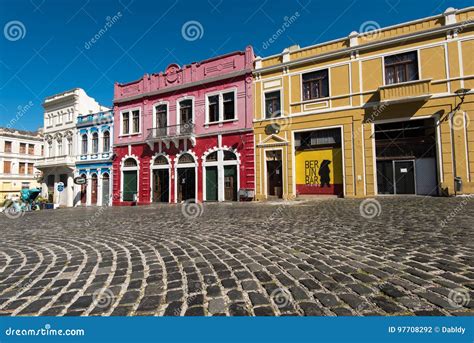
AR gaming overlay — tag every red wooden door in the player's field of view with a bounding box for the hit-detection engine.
[91,174,98,205]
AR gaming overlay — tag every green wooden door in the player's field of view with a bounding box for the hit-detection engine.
[123,170,137,201]
[206,166,218,201]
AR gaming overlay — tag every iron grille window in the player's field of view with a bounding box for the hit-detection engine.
[302,69,329,100]
[384,51,419,85]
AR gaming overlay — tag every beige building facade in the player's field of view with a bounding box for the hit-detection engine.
[0,128,43,201]
[253,7,474,199]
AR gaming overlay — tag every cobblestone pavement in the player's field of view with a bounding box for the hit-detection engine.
[0,197,473,316]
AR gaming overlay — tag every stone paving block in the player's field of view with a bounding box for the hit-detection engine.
[0,198,471,317]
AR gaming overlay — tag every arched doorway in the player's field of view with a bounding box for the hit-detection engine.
[151,155,170,203]
[203,149,239,201]
[176,153,196,202]
[80,173,87,204]
[122,158,138,202]
[102,172,110,206]
[91,173,98,205]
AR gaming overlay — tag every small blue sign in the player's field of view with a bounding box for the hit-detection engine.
[56,182,65,192]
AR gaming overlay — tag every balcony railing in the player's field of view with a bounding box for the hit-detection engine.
[35,155,76,168]
[147,123,195,140]
[378,79,432,103]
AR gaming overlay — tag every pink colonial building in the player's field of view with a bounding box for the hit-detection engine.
[112,46,255,205]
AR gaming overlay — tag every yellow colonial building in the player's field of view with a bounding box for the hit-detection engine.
[253,6,474,199]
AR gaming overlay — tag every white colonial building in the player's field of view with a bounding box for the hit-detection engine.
[0,128,44,201]
[36,88,108,207]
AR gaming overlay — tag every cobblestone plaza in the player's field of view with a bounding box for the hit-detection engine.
[0,197,472,316]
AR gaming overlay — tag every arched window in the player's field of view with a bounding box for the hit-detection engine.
[81,134,88,155]
[92,132,99,153]
[178,153,195,164]
[103,131,110,152]
[206,151,218,162]
[57,139,63,155]
[124,158,138,167]
[154,155,168,165]
[223,150,237,160]
[67,138,73,156]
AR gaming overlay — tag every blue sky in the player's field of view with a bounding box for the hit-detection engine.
[0,0,472,131]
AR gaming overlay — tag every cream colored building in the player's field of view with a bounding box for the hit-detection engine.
[35,88,108,207]
[0,128,43,201]
[253,6,474,199]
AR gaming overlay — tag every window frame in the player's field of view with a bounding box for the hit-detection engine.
[153,102,169,129]
[301,69,330,101]
[19,162,26,175]
[103,131,110,152]
[205,89,237,124]
[3,160,11,174]
[177,97,195,132]
[120,107,142,136]
[57,139,63,156]
[263,89,282,119]
[383,51,420,85]
[81,134,88,155]
[4,141,12,153]
[67,138,73,156]
[92,132,99,154]
[19,143,27,154]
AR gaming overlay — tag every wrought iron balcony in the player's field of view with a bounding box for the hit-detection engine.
[146,123,196,148]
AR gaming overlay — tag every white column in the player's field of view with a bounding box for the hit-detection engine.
[54,174,59,204]
[67,173,74,207]
[86,174,92,206]
[217,150,225,202]
[98,172,103,206]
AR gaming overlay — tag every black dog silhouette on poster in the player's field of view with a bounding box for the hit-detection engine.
[319,160,331,188]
